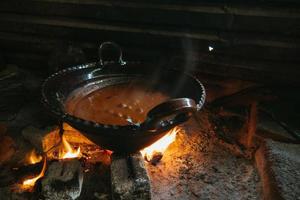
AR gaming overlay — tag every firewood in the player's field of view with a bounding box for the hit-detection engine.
[15,161,44,180]
[41,159,83,200]
[147,151,163,165]
[0,161,43,187]
[246,102,257,148]
[210,86,276,107]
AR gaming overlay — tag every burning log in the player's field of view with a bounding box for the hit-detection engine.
[111,152,151,200]
[20,158,47,192]
[145,152,163,165]
[140,127,180,165]
[15,161,45,183]
[0,160,43,187]
[41,159,83,200]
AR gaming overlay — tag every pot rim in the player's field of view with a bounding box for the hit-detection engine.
[41,61,206,134]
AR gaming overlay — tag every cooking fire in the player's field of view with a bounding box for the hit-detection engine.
[11,124,180,194]
[21,158,46,191]
[0,3,298,197]
[1,89,299,200]
[141,127,180,164]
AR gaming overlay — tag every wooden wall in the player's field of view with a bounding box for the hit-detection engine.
[0,0,299,84]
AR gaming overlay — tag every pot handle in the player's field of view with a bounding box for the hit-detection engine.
[142,98,197,132]
[98,41,126,66]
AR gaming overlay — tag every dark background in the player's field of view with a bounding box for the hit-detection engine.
[0,0,299,84]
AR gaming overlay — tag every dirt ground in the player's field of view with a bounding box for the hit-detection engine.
[146,110,262,200]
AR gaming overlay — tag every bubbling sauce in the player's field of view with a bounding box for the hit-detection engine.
[65,82,170,125]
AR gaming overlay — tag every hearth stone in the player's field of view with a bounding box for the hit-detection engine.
[22,126,57,153]
[255,139,300,200]
[111,152,151,200]
[41,159,83,200]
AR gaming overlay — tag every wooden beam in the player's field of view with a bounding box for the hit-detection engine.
[0,0,299,36]
[0,31,298,63]
[0,13,298,50]
[2,0,300,18]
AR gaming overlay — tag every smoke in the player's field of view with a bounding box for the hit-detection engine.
[181,38,198,73]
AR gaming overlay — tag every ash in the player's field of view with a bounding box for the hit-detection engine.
[147,110,262,200]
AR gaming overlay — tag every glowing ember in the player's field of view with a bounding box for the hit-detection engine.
[22,157,46,189]
[26,149,43,164]
[140,127,180,161]
[59,134,81,159]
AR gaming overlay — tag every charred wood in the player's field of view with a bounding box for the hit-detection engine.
[0,161,43,187]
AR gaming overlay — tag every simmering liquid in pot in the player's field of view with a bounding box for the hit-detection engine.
[65,82,170,125]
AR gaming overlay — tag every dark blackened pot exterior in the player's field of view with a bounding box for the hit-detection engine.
[42,42,205,153]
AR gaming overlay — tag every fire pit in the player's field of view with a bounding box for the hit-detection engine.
[0,47,263,199]
[0,43,299,200]
[0,106,265,200]
[0,120,185,199]
[0,42,207,199]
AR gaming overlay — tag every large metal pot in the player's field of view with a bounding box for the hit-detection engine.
[42,42,206,153]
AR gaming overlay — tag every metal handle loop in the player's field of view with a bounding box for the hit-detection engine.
[142,98,197,132]
[98,41,126,66]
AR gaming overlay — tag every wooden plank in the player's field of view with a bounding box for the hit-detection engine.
[0,31,299,62]
[0,0,299,35]
[0,13,298,67]
[2,44,300,85]
[0,1,298,84]
[0,30,299,76]
[176,53,300,74]
[192,62,300,85]
[0,13,298,50]
[0,34,169,62]
[3,0,300,18]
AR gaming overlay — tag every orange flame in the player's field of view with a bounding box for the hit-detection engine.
[140,127,180,161]
[26,149,43,164]
[22,157,46,189]
[59,134,81,159]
